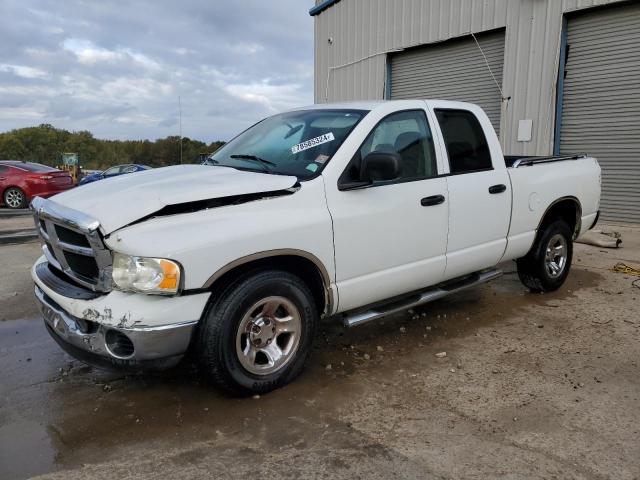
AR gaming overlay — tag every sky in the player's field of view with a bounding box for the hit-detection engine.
[0,0,315,142]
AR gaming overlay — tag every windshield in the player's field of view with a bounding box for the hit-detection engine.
[205,109,367,179]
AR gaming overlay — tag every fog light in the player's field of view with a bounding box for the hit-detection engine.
[104,329,135,359]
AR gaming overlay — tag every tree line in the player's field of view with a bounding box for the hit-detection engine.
[0,124,225,170]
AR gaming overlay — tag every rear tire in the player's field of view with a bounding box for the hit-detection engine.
[196,269,318,396]
[3,187,27,209]
[517,219,573,292]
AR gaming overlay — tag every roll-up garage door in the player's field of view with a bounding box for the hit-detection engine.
[390,30,505,135]
[560,3,640,223]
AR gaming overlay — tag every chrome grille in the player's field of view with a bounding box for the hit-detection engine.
[32,197,113,292]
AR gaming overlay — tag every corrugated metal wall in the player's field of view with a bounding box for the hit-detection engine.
[559,2,640,222]
[313,0,625,156]
[390,29,505,134]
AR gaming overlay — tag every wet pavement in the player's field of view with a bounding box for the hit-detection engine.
[1,227,640,479]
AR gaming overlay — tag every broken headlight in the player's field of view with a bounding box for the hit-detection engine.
[112,253,181,295]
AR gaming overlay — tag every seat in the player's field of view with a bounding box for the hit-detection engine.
[394,132,424,178]
[448,141,475,173]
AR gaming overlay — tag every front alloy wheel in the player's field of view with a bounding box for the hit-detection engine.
[236,296,302,375]
[197,269,318,395]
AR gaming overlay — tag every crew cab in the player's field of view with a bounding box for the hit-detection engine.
[31,100,601,395]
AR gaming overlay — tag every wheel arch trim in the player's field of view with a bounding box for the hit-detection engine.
[201,249,334,313]
[537,195,582,239]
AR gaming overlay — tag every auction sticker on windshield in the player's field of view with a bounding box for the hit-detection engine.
[291,132,335,154]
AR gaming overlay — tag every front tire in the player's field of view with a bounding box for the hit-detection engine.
[517,219,573,292]
[3,187,27,209]
[196,270,318,396]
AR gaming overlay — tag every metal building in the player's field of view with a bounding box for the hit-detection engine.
[310,0,640,223]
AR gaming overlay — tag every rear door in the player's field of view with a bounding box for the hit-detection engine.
[429,103,511,279]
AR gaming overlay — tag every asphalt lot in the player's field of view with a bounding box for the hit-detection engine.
[1,224,639,480]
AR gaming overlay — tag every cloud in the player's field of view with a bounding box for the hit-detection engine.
[225,82,307,112]
[0,63,48,79]
[0,0,314,142]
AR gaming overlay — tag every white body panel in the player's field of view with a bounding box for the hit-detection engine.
[321,100,450,311]
[504,156,601,260]
[327,177,449,311]
[107,177,336,292]
[444,169,511,279]
[52,164,297,234]
[427,101,512,280]
[32,100,601,333]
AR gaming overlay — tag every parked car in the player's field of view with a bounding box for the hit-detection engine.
[30,100,601,395]
[78,164,151,185]
[0,160,74,209]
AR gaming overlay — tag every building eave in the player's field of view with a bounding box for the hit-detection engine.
[309,0,342,16]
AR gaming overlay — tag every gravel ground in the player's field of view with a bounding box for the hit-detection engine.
[0,223,638,480]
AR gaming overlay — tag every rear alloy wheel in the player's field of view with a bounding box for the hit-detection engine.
[544,234,568,278]
[197,270,318,396]
[4,187,27,209]
[517,219,573,292]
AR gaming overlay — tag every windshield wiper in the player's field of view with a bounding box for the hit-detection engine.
[230,154,276,172]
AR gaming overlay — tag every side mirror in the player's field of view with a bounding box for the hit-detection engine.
[338,150,402,191]
[360,151,401,183]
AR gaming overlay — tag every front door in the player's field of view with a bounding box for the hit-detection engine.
[326,108,449,312]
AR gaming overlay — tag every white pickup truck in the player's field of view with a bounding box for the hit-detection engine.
[31,100,601,395]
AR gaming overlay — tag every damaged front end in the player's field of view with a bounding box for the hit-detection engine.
[30,196,210,370]
[35,284,195,370]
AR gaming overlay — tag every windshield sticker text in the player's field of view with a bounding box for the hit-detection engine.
[291,132,335,154]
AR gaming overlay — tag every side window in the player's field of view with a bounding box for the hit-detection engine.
[342,110,438,183]
[434,109,492,174]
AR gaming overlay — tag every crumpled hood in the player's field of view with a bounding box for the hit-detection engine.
[51,165,297,234]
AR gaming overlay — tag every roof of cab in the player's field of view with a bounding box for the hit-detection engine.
[292,100,387,111]
[292,99,479,112]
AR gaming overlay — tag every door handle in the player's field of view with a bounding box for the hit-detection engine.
[421,194,445,207]
[488,184,507,194]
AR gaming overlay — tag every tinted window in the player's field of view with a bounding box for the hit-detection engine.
[435,109,492,174]
[342,110,437,183]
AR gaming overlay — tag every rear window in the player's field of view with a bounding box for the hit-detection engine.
[435,109,492,174]
[11,162,58,173]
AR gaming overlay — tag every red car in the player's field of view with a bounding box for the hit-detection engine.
[0,161,74,209]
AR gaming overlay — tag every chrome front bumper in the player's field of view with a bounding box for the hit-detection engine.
[35,285,197,370]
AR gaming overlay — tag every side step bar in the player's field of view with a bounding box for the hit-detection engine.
[342,268,503,328]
